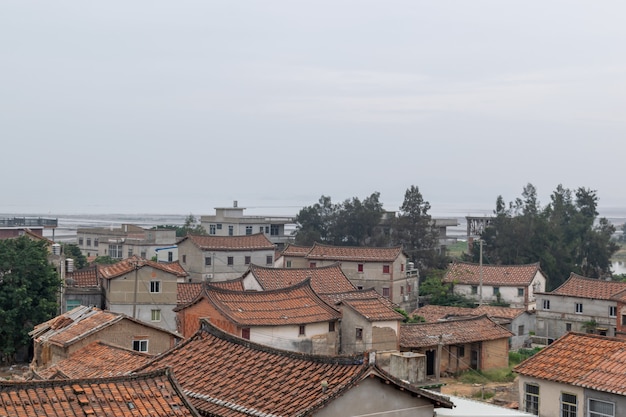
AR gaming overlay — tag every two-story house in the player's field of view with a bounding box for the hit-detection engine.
[443,261,546,310]
[515,332,626,417]
[76,224,178,261]
[274,243,311,268]
[99,256,188,332]
[199,201,295,249]
[177,233,275,281]
[535,273,626,341]
[304,243,415,309]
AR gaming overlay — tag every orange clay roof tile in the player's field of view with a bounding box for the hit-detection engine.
[66,266,99,287]
[180,233,275,251]
[280,243,312,257]
[412,305,526,322]
[306,243,404,262]
[342,298,404,322]
[318,288,398,310]
[400,315,513,348]
[99,256,188,280]
[177,282,204,305]
[549,273,626,300]
[248,263,356,294]
[443,261,542,286]
[514,332,626,395]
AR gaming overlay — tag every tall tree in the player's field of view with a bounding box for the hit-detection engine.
[393,185,441,270]
[61,243,87,269]
[154,214,207,237]
[294,195,336,245]
[0,237,62,361]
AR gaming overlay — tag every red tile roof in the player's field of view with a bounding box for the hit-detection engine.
[443,261,543,286]
[400,315,514,348]
[177,282,204,305]
[280,243,312,258]
[66,266,99,287]
[136,322,453,416]
[34,341,153,380]
[0,369,199,416]
[342,298,404,322]
[549,273,626,300]
[203,279,341,326]
[514,332,626,395]
[412,305,526,322]
[180,233,275,251]
[306,243,404,262]
[207,278,245,291]
[247,262,356,294]
[318,288,397,310]
[99,256,188,280]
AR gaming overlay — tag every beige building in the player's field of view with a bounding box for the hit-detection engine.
[177,233,276,281]
[100,256,188,332]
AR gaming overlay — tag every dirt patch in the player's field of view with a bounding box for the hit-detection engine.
[440,376,519,407]
[0,364,30,380]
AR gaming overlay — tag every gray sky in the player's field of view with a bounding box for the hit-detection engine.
[2,1,625,217]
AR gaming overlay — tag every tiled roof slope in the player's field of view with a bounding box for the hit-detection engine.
[280,243,312,258]
[204,279,341,326]
[177,282,204,305]
[180,233,275,251]
[474,305,526,320]
[400,315,514,348]
[0,369,199,417]
[412,305,525,322]
[248,263,356,294]
[66,266,99,287]
[549,273,626,300]
[99,256,188,280]
[514,332,626,395]
[136,322,452,416]
[208,278,246,291]
[34,341,153,380]
[306,243,404,262]
[342,298,404,322]
[318,288,397,310]
[443,261,542,286]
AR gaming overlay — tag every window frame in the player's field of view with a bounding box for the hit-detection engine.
[298,325,306,336]
[588,398,615,417]
[245,256,251,265]
[382,264,390,274]
[609,305,617,318]
[518,287,525,297]
[543,299,551,310]
[382,287,390,298]
[227,256,234,266]
[575,303,583,314]
[560,393,577,417]
[132,339,149,352]
[150,280,161,293]
[266,255,273,265]
[355,327,363,340]
[151,309,161,322]
[524,383,539,415]
[241,328,250,340]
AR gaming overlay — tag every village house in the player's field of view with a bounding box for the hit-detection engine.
[241,262,357,293]
[99,256,188,332]
[274,243,312,268]
[400,315,513,379]
[413,304,536,350]
[177,233,275,281]
[134,321,454,417]
[63,265,104,312]
[199,201,295,249]
[0,369,200,417]
[535,273,626,341]
[515,332,626,417]
[175,279,341,354]
[29,305,182,370]
[443,261,547,310]
[76,223,178,261]
[304,243,416,309]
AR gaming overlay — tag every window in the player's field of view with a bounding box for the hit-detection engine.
[86,238,91,247]
[78,237,84,245]
[94,238,99,247]
[209,224,216,235]
[270,224,279,236]
[543,299,551,310]
[245,226,253,235]
[228,226,234,236]
[329,322,335,332]
[151,309,161,322]
[566,323,572,332]
[383,265,390,274]
[524,383,539,415]
[309,262,316,268]
[575,303,583,314]
[216,224,222,230]
[205,257,212,266]
[133,340,148,352]
[245,256,251,265]
[299,325,306,336]
[382,287,390,298]
[458,345,465,357]
[357,286,363,290]
[622,315,626,326]
[518,325,525,336]
[241,328,250,339]
[560,393,576,417]
[109,244,123,259]
[471,286,478,295]
[518,288,524,297]
[265,226,269,233]
[401,263,404,272]
[266,255,273,265]
[588,399,614,417]
[66,299,81,312]
[400,286,404,295]
[140,251,146,259]
[358,263,364,272]
[227,256,234,266]
[168,251,173,262]
[355,328,363,340]
[493,287,500,295]
[286,260,292,268]
[150,281,161,293]
[259,226,264,233]
[609,306,617,318]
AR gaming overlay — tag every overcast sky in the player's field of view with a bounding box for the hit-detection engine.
[2,1,625,217]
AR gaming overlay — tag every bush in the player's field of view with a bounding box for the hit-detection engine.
[509,347,542,366]
[457,367,515,384]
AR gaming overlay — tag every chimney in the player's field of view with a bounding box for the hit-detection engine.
[233,200,238,208]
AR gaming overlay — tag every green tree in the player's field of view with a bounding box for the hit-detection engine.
[294,195,336,245]
[419,270,475,307]
[93,256,117,265]
[0,237,62,361]
[61,243,87,269]
[154,214,207,237]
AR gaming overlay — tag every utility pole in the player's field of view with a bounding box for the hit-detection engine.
[435,334,443,383]
[479,239,483,305]
[132,261,139,319]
